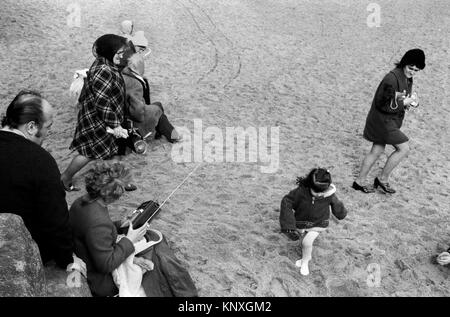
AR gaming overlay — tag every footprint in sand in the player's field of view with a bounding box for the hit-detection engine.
[266,234,281,243]
[326,279,362,297]
[269,277,289,296]
[235,271,258,291]
[217,193,232,200]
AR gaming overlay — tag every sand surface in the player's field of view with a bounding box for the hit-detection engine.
[1,0,449,296]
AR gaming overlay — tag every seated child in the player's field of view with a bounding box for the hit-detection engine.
[279,168,348,276]
[122,38,181,146]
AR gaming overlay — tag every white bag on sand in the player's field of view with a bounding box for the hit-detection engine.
[69,69,89,100]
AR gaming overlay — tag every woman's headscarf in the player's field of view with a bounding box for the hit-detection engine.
[92,34,135,64]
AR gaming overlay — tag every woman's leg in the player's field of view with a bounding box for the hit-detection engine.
[355,143,385,184]
[379,142,409,182]
[295,228,325,276]
[61,154,93,189]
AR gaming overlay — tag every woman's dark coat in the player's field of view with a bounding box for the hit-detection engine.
[363,67,413,145]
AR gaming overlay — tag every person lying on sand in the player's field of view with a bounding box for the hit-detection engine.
[279,168,348,276]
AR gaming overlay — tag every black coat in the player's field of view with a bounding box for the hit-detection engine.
[363,67,413,145]
[0,131,73,268]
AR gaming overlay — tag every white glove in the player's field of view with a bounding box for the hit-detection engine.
[66,253,87,278]
[106,126,129,139]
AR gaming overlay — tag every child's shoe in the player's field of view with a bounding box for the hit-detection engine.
[295,259,310,276]
[281,229,300,241]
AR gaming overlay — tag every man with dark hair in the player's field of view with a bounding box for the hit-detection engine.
[0,90,74,268]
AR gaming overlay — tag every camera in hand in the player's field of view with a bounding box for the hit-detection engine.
[409,92,419,108]
[118,200,161,235]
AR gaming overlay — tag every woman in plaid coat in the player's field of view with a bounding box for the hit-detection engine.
[61,34,135,191]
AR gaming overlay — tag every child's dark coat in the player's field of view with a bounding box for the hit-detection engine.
[280,184,347,230]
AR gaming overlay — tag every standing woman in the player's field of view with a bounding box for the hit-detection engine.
[353,49,425,193]
[61,34,135,191]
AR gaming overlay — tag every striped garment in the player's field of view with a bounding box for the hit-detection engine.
[70,57,126,159]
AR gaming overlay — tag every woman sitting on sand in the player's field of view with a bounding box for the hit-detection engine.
[279,168,347,276]
[61,34,136,191]
[69,162,198,297]
[121,36,181,147]
[353,49,426,194]
[69,162,148,296]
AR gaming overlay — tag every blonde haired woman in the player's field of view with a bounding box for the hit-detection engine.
[69,162,147,296]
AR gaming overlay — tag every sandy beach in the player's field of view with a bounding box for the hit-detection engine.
[0,0,449,296]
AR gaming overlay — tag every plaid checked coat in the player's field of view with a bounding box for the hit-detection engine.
[70,57,126,159]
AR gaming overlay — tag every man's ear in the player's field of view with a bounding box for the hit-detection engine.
[25,121,38,136]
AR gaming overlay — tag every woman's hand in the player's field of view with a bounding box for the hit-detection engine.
[125,221,148,244]
[402,96,415,106]
[133,257,154,272]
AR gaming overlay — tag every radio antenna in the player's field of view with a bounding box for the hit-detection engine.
[146,163,202,223]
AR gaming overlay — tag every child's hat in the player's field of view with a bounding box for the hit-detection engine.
[120,20,134,36]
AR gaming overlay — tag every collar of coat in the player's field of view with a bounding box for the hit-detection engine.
[96,56,120,72]
[390,67,412,85]
[122,66,145,81]
[310,184,336,198]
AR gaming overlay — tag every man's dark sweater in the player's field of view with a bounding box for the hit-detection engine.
[0,131,73,268]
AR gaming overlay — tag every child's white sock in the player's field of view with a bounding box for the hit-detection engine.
[296,230,320,276]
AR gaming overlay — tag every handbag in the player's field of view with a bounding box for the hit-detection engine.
[389,91,405,110]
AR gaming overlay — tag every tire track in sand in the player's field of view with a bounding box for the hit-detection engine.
[176,0,241,88]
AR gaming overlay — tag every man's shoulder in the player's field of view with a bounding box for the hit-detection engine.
[22,142,59,174]
[30,143,57,165]
[0,132,53,160]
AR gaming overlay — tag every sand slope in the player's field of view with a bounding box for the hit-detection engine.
[0,0,449,296]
